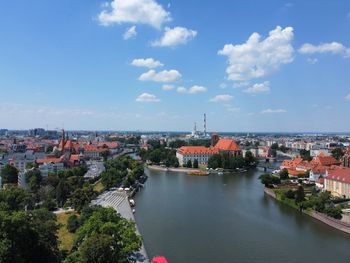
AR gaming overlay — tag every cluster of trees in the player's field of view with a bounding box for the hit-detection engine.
[299,149,312,161]
[207,151,257,170]
[184,159,199,169]
[282,186,306,204]
[0,186,60,262]
[139,142,179,167]
[0,186,143,263]
[331,148,345,161]
[302,191,343,219]
[1,164,19,184]
[0,163,95,212]
[259,173,281,187]
[101,156,145,189]
[168,139,211,148]
[64,206,142,263]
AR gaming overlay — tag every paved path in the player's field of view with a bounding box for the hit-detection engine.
[92,190,150,263]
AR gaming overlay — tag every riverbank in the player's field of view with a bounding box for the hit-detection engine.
[146,165,198,173]
[264,187,350,235]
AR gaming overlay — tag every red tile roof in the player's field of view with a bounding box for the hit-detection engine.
[214,138,240,152]
[325,167,350,184]
[177,146,219,155]
[314,155,340,166]
[36,157,63,164]
[96,141,120,149]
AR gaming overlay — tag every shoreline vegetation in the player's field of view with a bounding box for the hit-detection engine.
[264,187,350,235]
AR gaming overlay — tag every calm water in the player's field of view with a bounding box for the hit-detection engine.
[134,168,350,263]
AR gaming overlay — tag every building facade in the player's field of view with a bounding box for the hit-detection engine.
[324,167,350,198]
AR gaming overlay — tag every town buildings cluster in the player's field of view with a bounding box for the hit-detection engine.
[0,129,121,188]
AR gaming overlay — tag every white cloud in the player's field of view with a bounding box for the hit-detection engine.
[209,94,233,102]
[219,83,227,89]
[123,26,137,39]
[244,81,270,94]
[345,94,350,101]
[176,85,207,94]
[139,69,181,82]
[233,82,249,89]
[131,58,163,68]
[152,26,197,47]
[98,0,171,29]
[136,93,160,102]
[307,58,318,64]
[218,26,294,81]
[162,84,174,90]
[299,42,350,58]
[261,108,287,114]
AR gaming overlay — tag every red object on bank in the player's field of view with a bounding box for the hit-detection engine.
[152,256,168,263]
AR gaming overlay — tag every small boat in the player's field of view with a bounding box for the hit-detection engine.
[187,170,209,176]
[132,209,135,213]
[152,256,168,263]
[218,172,223,175]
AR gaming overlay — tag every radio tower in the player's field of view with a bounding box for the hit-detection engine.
[204,113,207,135]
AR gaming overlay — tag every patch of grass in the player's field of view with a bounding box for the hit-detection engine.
[56,212,78,252]
[273,189,299,209]
[93,180,105,193]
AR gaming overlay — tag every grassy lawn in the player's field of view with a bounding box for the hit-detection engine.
[93,180,105,193]
[273,189,299,210]
[56,212,78,252]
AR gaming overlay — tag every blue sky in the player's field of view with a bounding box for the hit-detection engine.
[1,0,350,132]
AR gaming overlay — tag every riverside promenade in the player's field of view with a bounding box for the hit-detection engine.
[92,190,150,263]
[264,187,350,235]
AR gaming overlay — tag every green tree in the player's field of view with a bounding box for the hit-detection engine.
[26,168,42,192]
[80,234,119,263]
[331,148,344,161]
[72,207,141,262]
[299,149,312,161]
[244,151,257,167]
[0,186,32,211]
[186,159,192,168]
[207,154,222,169]
[1,164,18,184]
[193,159,199,168]
[67,214,80,233]
[295,186,305,203]
[69,186,95,212]
[279,169,289,180]
[259,173,281,187]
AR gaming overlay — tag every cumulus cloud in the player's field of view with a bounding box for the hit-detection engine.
[123,26,137,39]
[98,0,171,29]
[177,85,207,94]
[131,58,163,68]
[136,93,160,102]
[162,84,174,90]
[345,94,350,101]
[299,42,350,58]
[152,26,197,47]
[218,26,294,81]
[261,108,287,114]
[209,94,233,102]
[244,81,270,94]
[139,69,181,82]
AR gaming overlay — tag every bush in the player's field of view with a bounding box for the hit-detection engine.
[67,214,80,233]
[284,189,295,199]
[193,159,199,168]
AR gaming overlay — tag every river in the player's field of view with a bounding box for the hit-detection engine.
[134,167,350,263]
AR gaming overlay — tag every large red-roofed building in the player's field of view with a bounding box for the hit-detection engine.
[176,138,241,166]
[324,167,350,198]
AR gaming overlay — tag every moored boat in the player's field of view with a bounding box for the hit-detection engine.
[187,170,209,176]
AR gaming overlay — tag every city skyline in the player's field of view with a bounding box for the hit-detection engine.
[1,0,350,132]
